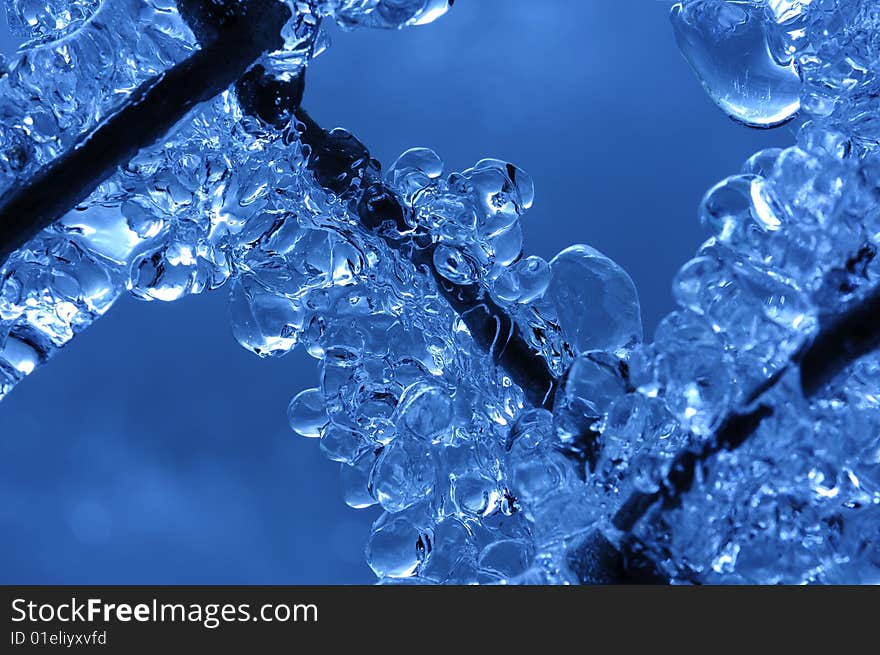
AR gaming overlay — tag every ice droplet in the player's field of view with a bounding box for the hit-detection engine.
[671,0,801,128]
[546,245,643,355]
[287,388,328,438]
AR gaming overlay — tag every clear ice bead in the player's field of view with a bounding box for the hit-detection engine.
[287,388,329,438]
[493,255,550,304]
[372,439,436,512]
[396,380,453,440]
[433,244,477,285]
[546,245,643,356]
[230,275,303,357]
[366,512,433,579]
[330,0,452,30]
[672,0,802,127]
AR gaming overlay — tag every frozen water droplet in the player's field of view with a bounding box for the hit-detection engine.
[700,174,781,244]
[389,147,444,179]
[560,351,628,420]
[397,381,452,439]
[129,244,199,302]
[489,223,524,276]
[407,0,452,26]
[372,440,435,512]
[654,311,732,436]
[230,276,303,357]
[671,0,801,128]
[478,539,532,579]
[493,268,522,304]
[493,255,550,304]
[451,468,502,515]
[287,388,328,438]
[701,174,758,239]
[546,245,643,355]
[341,453,379,510]
[334,0,451,29]
[742,147,783,176]
[366,513,432,579]
[472,159,534,211]
[387,147,444,203]
[433,244,477,285]
[460,159,533,239]
[320,426,368,465]
[515,255,551,303]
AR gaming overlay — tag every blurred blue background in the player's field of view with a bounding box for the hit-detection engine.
[0,0,791,583]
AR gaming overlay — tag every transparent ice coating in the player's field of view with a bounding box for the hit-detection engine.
[506,0,880,583]
[1,0,880,585]
[671,0,802,127]
[0,0,451,401]
[0,0,196,196]
[536,0,880,584]
[632,364,880,584]
[673,0,880,142]
[310,0,452,30]
[0,0,321,399]
[624,130,880,582]
[795,0,880,145]
[4,0,100,44]
[0,0,196,398]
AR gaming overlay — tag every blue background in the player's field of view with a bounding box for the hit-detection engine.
[0,1,791,583]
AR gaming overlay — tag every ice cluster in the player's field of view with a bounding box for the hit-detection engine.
[5,0,101,44]
[0,0,195,396]
[611,0,880,583]
[1,0,878,583]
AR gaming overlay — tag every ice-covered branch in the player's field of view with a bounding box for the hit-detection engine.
[291,103,560,408]
[179,0,561,410]
[0,0,558,409]
[638,282,877,527]
[0,0,291,266]
[602,280,880,582]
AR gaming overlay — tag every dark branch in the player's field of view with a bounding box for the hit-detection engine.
[234,37,880,582]
[372,191,560,409]
[0,0,291,266]
[238,64,560,408]
[299,110,558,408]
[0,0,558,407]
[614,281,880,536]
[585,277,880,585]
[800,282,880,397]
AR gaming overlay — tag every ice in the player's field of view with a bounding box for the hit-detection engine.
[1,0,880,584]
[546,245,643,356]
[672,0,802,127]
